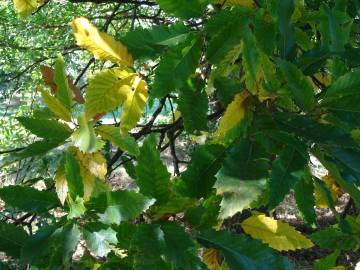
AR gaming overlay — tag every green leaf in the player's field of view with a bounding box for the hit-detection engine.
[115,222,137,250]
[85,68,135,119]
[214,139,269,218]
[213,77,243,107]
[87,190,155,225]
[131,224,171,270]
[185,195,221,230]
[135,135,171,203]
[310,227,357,251]
[215,178,267,219]
[54,55,72,110]
[179,144,226,198]
[68,196,86,219]
[161,222,206,270]
[294,169,317,227]
[95,125,139,156]
[72,114,102,153]
[0,222,28,258]
[197,229,291,270]
[312,250,340,270]
[64,152,84,199]
[156,0,209,19]
[61,223,81,262]
[0,186,59,213]
[16,117,72,141]
[277,59,315,111]
[269,146,307,209]
[2,139,64,166]
[323,68,360,100]
[84,227,118,257]
[21,225,57,264]
[177,78,209,134]
[152,36,202,97]
[277,0,296,59]
[205,8,248,64]
[120,23,189,59]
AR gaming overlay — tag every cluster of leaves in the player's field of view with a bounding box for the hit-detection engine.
[0,0,360,269]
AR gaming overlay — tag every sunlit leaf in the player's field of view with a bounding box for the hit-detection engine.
[241,214,314,251]
[70,17,133,66]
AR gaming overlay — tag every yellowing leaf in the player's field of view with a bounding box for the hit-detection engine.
[213,92,248,141]
[39,88,71,122]
[241,214,314,251]
[85,68,135,119]
[81,169,96,201]
[13,0,37,18]
[55,169,68,205]
[315,175,344,208]
[330,267,347,270]
[70,17,133,66]
[75,150,107,180]
[213,0,255,8]
[203,249,222,270]
[120,76,148,133]
[71,147,107,201]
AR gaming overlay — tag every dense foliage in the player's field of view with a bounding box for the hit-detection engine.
[0,0,360,269]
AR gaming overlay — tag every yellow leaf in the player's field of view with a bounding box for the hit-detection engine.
[213,0,255,8]
[13,0,37,18]
[39,88,71,122]
[315,175,344,208]
[55,169,68,205]
[120,76,148,133]
[241,214,314,251]
[70,17,133,66]
[71,148,107,201]
[213,92,248,141]
[330,267,347,270]
[76,150,107,180]
[85,68,135,119]
[203,249,222,270]
[82,169,96,201]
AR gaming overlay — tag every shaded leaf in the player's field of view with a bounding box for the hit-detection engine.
[0,222,28,258]
[87,190,155,225]
[135,135,171,203]
[198,229,291,270]
[0,186,58,213]
[156,0,209,19]
[277,59,315,111]
[269,146,307,209]
[152,36,201,97]
[177,78,209,134]
[120,23,189,59]
[180,144,226,198]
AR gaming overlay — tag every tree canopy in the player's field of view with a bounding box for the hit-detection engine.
[0,0,360,269]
